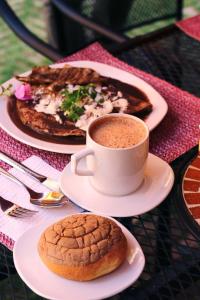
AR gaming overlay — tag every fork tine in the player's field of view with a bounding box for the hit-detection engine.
[6,205,38,218]
[15,207,37,216]
[8,211,29,218]
[8,210,36,217]
[8,212,24,218]
[16,207,38,214]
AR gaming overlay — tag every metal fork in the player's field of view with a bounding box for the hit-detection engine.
[0,196,37,218]
[0,167,69,208]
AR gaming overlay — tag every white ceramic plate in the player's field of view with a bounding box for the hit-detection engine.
[13,213,145,300]
[0,61,167,153]
[60,153,174,217]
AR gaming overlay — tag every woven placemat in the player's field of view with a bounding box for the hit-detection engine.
[176,14,200,42]
[1,43,199,167]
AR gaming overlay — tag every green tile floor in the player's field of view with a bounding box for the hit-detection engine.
[0,0,199,84]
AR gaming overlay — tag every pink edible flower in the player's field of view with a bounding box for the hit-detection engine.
[15,83,32,100]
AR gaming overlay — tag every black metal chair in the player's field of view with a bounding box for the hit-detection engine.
[0,0,183,62]
[49,0,183,55]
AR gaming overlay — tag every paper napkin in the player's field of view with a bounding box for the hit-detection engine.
[0,155,83,242]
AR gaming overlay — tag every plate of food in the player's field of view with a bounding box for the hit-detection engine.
[0,61,167,153]
[13,213,145,300]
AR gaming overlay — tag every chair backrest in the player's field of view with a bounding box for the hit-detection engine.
[49,0,183,54]
[0,0,51,83]
[76,0,182,31]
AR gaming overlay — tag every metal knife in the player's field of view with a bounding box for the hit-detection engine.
[0,151,60,191]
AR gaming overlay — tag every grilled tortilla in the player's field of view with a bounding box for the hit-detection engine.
[16,100,85,137]
[15,64,152,138]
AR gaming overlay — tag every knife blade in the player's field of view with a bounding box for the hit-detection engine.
[0,151,60,191]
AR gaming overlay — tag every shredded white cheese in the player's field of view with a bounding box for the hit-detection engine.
[33,83,129,130]
[75,99,128,130]
[34,96,62,115]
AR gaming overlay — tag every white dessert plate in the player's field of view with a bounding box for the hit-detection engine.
[0,61,167,154]
[13,213,145,300]
[60,153,174,217]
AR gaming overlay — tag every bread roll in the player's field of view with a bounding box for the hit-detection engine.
[38,214,127,281]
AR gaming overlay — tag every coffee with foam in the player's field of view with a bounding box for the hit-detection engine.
[90,116,146,148]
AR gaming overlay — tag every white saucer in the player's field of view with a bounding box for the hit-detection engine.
[60,153,174,217]
[13,213,145,300]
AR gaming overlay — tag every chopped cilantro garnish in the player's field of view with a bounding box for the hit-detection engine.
[60,84,97,121]
[61,97,72,111]
[74,106,84,115]
[68,111,80,122]
[91,91,97,99]
[88,83,96,87]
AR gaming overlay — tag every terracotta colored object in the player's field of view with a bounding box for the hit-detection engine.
[183,180,200,192]
[183,154,200,222]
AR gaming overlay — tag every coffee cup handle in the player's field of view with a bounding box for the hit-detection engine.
[71,148,94,176]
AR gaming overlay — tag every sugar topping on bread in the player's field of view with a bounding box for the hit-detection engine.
[38,214,127,281]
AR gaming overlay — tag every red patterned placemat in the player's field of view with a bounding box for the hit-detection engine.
[176,14,200,42]
[0,129,70,172]
[0,42,199,250]
[0,42,199,167]
[0,233,14,251]
[60,43,200,163]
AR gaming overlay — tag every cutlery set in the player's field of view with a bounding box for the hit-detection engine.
[0,152,60,190]
[0,151,69,217]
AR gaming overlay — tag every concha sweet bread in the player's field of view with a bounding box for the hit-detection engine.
[38,214,127,281]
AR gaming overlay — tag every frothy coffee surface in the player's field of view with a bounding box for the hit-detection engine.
[91,117,146,148]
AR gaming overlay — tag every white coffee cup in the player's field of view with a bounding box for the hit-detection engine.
[71,114,149,196]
